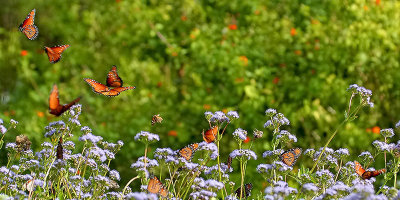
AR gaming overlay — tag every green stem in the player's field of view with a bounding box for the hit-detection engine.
[121,175,140,198]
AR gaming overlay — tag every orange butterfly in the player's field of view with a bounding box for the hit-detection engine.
[44,45,70,63]
[202,126,218,143]
[56,137,63,160]
[235,183,253,198]
[19,9,38,40]
[84,66,135,97]
[147,176,168,197]
[354,161,386,179]
[49,84,81,116]
[280,148,302,167]
[151,114,163,125]
[179,143,199,161]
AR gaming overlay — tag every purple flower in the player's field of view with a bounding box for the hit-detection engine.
[253,129,263,138]
[276,130,297,143]
[335,148,350,158]
[304,148,315,156]
[198,142,218,160]
[125,192,158,200]
[204,111,213,119]
[154,148,175,160]
[5,143,16,151]
[109,169,120,181]
[264,120,273,128]
[225,195,238,200]
[130,157,159,169]
[396,120,400,129]
[89,147,107,162]
[10,119,18,128]
[274,161,293,171]
[227,111,239,119]
[79,133,103,144]
[41,142,53,149]
[64,141,75,150]
[134,131,159,143]
[69,118,81,126]
[351,179,375,194]
[106,192,123,198]
[316,169,334,180]
[359,151,373,159]
[373,140,393,151]
[210,111,229,123]
[324,188,337,196]
[81,126,92,133]
[205,179,224,190]
[380,128,394,138]
[229,149,257,160]
[257,164,275,174]
[0,125,6,134]
[262,149,284,158]
[232,128,247,140]
[189,190,216,200]
[302,183,318,192]
[265,108,277,116]
[331,181,350,192]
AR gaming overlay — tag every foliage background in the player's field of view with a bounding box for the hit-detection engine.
[1,0,400,193]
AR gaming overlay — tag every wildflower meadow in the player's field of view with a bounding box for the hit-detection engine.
[2,0,400,199]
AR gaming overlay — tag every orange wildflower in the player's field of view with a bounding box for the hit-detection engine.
[244,136,250,143]
[203,104,211,110]
[372,126,380,134]
[366,128,372,133]
[228,24,237,30]
[21,50,28,56]
[239,55,248,66]
[222,109,228,114]
[273,77,280,84]
[36,111,44,118]
[181,16,187,21]
[290,28,297,36]
[168,130,178,137]
[294,50,302,55]
[375,0,380,5]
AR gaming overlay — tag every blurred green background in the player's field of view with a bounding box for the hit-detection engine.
[1,0,400,192]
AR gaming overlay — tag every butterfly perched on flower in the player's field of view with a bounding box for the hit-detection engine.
[179,143,199,161]
[202,126,218,143]
[84,65,135,97]
[56,137,63,160]
[49,84,81,116]
[354,161,386,179]
[19,9,38,40]
[147,176,168,197]
[151,114,163,125]
[280,148,302,167]
[235,183,252,198]
[44,45,70,63]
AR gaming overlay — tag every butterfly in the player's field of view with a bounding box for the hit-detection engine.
[147,176,168,197]
[44,45,70,63]
[280,148,302,167]
[84,66,136,97]
[19,9,38,40]
[151,114,163,125]
[354,161,386,179]
[56,137,63,160]
[202,126,218,143]
[227,156,232,170]
[235,183,252,198]
[49,84,81,116]
[179,143,199,161]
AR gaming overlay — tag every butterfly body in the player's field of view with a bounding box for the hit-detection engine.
[49,84,81,116]
[44,45,70,63]
[179,143,199,161]
[147,176,168,197]
[19,9,38,40]
[280,148,302,167]
[56,137,63,159]
[354,161,386,179]
[84,66,135,97]
[203,126,218,143]
[235,183,252,198]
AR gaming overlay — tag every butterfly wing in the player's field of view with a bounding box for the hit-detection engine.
[151,114,163,125]
[147,177,162,194]
[203,126,218,143]
[49,84,65,116]
[106,65,123,87]
[179,146,195,161]
[235,183,252,198]
[227,156,232,170]
[106,86,136,97]
[354,161,366,177]
[19,9,38,40]
[293,148,302,158]
[84,78,112,95]
[362,169,386,179]
[60,97,81,114]
[44,45,70,63]
[56,137,63,159]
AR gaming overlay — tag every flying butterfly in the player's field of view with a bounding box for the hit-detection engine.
[354,161,386,180]
[235,183,253,199]
[179,143,199,161]
[49,84,81,116]
[56,137,63,160]
[19,9,38,40]
[202,126,218,143]
[151,114,163,125]
[44,45,70,63]
[280,148,302,167]
[147,176,168,197]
